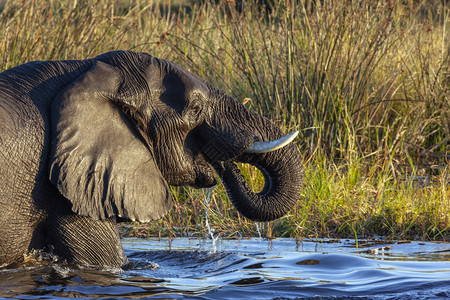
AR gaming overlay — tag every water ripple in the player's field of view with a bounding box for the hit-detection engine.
[0,238,449,299]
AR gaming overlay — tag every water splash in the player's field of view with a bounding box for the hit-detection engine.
[204,186,219,251]
[255,222,263,239]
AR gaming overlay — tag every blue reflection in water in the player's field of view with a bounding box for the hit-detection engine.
[0,238,449,299]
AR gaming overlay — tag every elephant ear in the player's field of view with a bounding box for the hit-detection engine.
[49,60,172,222]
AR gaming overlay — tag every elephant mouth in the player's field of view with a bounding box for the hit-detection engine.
[192,158,217,188]
[165,155,217,189]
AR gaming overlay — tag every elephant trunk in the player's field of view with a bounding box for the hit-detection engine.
[204,92,303,222]
[214,141,304,222]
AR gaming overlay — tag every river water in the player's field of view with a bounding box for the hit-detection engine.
[1,238,449,299]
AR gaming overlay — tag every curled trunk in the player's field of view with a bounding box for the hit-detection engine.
[205,92,304,222]
[214,141,303,222]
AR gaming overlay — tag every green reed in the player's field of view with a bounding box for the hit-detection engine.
[0,0,448,240]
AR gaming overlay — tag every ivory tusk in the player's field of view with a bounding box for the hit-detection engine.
[245,131,299,154]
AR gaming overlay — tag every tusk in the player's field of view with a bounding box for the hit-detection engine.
[245,131,299,154]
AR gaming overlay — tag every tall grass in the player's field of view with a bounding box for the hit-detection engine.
[173,0,449,161]
[1,0,448,240]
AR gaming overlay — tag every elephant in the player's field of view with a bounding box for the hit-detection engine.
[0,51,303,268]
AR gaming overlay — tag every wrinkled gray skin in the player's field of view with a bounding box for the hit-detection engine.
[0,51,303,268]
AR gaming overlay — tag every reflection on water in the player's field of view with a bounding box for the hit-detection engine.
[1,238,449,299]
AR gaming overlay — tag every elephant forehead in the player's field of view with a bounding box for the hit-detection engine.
[146,58,208,92]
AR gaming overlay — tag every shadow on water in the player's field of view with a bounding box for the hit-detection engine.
[1,238,449,299]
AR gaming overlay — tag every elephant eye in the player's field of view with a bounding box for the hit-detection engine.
[191,103,202,115]
[182,99,203,127]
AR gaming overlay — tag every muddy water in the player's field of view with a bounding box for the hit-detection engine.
[1,238,449,299]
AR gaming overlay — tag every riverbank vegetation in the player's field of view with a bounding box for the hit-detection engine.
[1,0,448,240]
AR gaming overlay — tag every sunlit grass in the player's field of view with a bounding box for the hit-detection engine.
[1,0,448,241]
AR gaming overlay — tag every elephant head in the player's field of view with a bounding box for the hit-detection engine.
[49,51,303,223]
